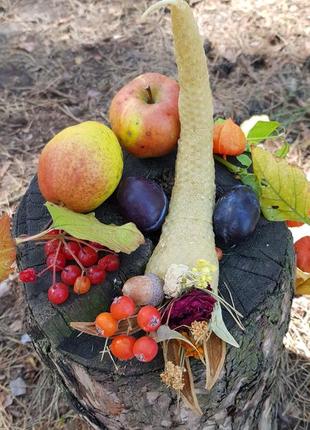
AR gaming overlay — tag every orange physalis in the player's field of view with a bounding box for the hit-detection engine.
[213,118,246,156]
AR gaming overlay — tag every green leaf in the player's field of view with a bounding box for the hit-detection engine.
[209,303,239,348]
[274,141,290,158]
[239,172,260,196]
[154,325,196,348]
[252,147,310,223]
[215,118,225,125]
[240,115,270,137]
[45,202,145,254]
[236,154,252,168]
[247,121,280,143]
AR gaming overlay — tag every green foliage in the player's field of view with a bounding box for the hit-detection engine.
[246,120,280,143]
[46,202,145,254]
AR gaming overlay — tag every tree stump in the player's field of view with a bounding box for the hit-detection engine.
[14,153,295,430]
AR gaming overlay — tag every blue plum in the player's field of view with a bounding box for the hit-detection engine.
[213,185,260,246]
[117,177,168,233]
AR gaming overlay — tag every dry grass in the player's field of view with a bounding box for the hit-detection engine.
[0,0,309,428]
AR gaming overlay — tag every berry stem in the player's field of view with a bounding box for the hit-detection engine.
[52,241,62,285]
[15,228,64,245]
[214,155,244,175]
[63,236,115,254]
[61,239,85,272]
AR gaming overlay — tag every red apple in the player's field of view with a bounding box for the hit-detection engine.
[109,72,180,158]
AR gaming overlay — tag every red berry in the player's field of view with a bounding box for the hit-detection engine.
[294,236,310,272]
[110,296,136,320]
[89,241,104,250]
[98,254,120,272]
[44,239,63,256]
[88,266,106,285]
[137,305,161,332]
[63,241,80,260]
[73,276,91,295]
[61,265,82,286]
[110,335,136,360]
[48,229,62,236]
[78,246,98,267]
[133,336,158,362]
[48,283,69,305]
[46,252,67,272]
[95,312,118,337]
[286,220,304,228]
[19,268,37,283]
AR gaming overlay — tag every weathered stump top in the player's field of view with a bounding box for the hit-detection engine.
[14,152,293,375]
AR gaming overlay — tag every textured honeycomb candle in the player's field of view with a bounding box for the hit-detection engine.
[144,0,219,291]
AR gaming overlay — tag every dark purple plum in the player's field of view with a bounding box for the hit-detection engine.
[117,177,168,233]
[213,185,260,246]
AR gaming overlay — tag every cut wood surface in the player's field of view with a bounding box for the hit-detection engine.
[14,152,295,429]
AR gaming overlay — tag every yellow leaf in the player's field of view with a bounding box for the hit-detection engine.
[252,146,310,223]
[0,213,16,281]
[295,268,310,296]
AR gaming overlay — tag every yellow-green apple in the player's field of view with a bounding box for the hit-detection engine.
[109,72,180,158]
[38,121,123,213]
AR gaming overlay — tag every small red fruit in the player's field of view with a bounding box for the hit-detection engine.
[48,282,69,305]
[44,239,62,256]
[137,305,161,332]
[88,266,106,285]
[95,312,118,337]
[48,229,62,236]
[98,254,120,272]
[294,236,310,272]
[110,296,136,320]
[78,246,98,267]
[110,335,136,360]
[46,252,67,271]
[61,265,82,286]
[133,336,158,362]
[63,241,80,260]
[215,247,223,261]
[73,276,91,295]
[286,220,304,228]
[19,268,37,283]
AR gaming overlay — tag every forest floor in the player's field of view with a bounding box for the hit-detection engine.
[0,0,309,429]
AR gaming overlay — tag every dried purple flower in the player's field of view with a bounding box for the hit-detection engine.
[163,288,216,329]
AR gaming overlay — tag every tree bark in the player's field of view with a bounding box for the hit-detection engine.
[14,152,295,430]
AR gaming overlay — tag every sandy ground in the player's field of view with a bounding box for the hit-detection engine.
[0,0,309,428]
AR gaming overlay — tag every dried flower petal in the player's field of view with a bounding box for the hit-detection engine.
[163,288,216,329]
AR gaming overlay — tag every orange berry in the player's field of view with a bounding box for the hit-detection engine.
[110,335,136,360]
[73,275,91,295]
[133,336,158,362]
[95,312,118,338]
[110,296,136,320]
[137,305,161,332]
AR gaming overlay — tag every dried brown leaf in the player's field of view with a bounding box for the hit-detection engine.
[0,213,16,282]
[165,340,203,416]
[204,333,226,390]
